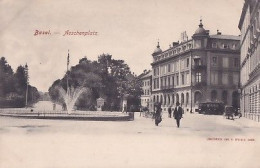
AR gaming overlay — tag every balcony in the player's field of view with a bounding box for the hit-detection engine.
[192,65,207,71]
[160,85,174,91]
[193,82,207,88]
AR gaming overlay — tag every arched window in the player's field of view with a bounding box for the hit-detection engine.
[211,90,217,102]
[176,93,179,104]
[232,91,239,109]
[194,91,202,104]
[181,93,184,105]
[186,92,189,107]
[222,90,228,105]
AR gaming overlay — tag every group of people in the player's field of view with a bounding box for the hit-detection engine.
[154,102,183,128]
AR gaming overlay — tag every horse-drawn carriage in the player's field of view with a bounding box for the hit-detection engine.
[224,106,242,120]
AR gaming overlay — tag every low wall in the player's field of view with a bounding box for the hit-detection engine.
[0,109,134,121]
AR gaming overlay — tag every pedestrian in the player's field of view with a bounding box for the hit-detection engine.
[154,103,162,126]
[168,106,172,118]
[173,102,183,128]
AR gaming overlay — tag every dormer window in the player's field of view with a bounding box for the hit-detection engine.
[212,42,217,48]
[232,44,237,50]
[223,44,229,49]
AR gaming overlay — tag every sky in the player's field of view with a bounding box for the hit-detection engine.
[0,0,244,92]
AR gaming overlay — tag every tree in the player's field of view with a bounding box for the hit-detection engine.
[0,57,14,97]
[48,54,142,111]
[0,57,40,107]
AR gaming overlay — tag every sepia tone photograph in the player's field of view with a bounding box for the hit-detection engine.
[0,0,260,167]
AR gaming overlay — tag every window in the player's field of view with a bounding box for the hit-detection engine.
[234,58,239,67]
[182,74,184,85]
[181,60,185,70]
[186,73,190,85]
[211,72,218,85]
[176,75,179,86]
[195,72,201,83]
[222,73,228,85]
[232,44,237,50]
[223,57,229,68]
[172,76,175,86]
[168,76,171,86]
[233,73,239,85]
[223,44,229,49]
[186,58,189,67]
[168,64,171,72]
[194,58,201,66]
[212,57,217,66]
[212,43,217,48]
[176,62,179,71]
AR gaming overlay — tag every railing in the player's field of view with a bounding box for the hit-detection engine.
[0,109,129,117]
[160,85,174,90]
[193,82,207,88]
[192,65,207,71]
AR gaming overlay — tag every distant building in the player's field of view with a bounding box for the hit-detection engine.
[138,70,153,111]
[238,0,260,121]
[151,20,240,113]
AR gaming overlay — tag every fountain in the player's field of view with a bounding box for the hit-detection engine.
[58,86,87,114]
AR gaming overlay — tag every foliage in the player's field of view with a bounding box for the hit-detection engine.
[48,54,142,111]
[0,57,40,107]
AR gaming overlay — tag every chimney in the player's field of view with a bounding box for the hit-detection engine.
[217,30,221,35]
[172,41,179,47]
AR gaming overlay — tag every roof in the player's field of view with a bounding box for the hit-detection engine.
[141,71,152,79]
[210,34,240,40]
[138,70,152,79]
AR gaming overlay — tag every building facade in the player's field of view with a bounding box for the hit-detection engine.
[151,21,240,113]
[139,70,153,111]
[238,0,260,121]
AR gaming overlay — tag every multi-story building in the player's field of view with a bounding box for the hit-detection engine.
[238,0,260,121]
[151,20,240,113]
[139,70,153,111]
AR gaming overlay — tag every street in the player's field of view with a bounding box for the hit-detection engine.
[0,112,260,168]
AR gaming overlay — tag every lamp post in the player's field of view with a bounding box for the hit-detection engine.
[190,52,193,113]
[25,63,29,108]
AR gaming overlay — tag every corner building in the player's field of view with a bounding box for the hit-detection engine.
[238,0,260,121]
[151,21,240,113]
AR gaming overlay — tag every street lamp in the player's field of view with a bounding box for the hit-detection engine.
[24,63,29,108]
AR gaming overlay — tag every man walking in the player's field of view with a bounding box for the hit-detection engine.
[173,102,183,128]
